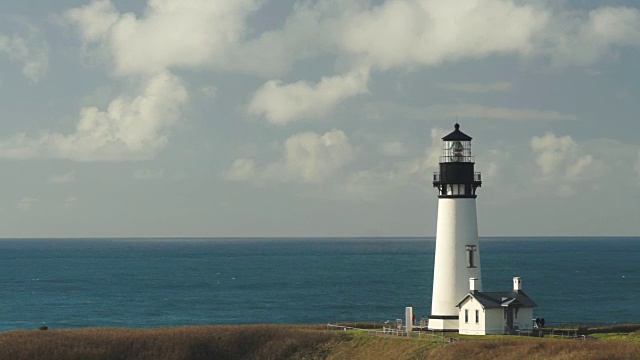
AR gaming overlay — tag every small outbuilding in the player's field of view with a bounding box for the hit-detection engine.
[457,277,537,335]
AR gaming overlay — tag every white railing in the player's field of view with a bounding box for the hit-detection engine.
[327,323,584,342]
[326,323,457,343]
[511,328,583,340]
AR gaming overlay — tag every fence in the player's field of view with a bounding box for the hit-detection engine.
[514,328,585,340]
[326,323,458,343]
[327,323,585,342]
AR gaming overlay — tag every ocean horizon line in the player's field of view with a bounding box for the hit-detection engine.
[0,235,637,241]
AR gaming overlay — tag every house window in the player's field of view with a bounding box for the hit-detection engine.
[475,310,479,324]
[464,309,469,323]
[466,245,477,268]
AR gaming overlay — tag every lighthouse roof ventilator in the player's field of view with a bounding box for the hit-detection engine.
[428,123,483,332]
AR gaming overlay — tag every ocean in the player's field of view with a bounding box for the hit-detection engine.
[0,237,637,332]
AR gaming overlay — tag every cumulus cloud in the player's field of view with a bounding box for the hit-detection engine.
[65,0,119,43]
[248,67,370,124]
[339,127,454,199]
[530,133,594,196]
[225,129,354,184]
[65,1,640,77]
[0,72,188,161]
[340,1,640,70]
[544,6,640,67]
[342,0,546,69]
[225,1,359,76]
[66,0,259,75]
[423,127,448,169]
[0,31,48,82]
[271,129,354,182]
[224,159,257,181]
[61,1,640,133]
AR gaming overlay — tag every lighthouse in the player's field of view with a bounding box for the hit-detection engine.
[428,123,482,331]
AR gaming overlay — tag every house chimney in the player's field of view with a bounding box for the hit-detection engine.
[513,277,522,292]
[469,278,479,293]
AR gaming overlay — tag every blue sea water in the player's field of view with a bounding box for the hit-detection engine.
[0,237,638,332]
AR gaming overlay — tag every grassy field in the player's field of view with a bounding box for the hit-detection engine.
[0,324,639,360]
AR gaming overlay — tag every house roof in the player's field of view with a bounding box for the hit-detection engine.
[457,291,537,309]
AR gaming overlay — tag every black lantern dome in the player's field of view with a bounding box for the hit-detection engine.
[433,124,481,198]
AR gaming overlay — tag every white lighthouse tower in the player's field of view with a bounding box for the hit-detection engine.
[428,123,482,331]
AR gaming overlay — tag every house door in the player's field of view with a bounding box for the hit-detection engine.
[505,308,514,333]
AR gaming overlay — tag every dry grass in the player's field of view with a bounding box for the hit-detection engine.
[0,325,335,360]
[430,338,640,360]
[320,336,438,360]
[1,325,640,360]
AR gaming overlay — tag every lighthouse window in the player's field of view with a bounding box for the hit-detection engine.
[464,309,469,324]
[475,310,480,324]
[466,245,477,268]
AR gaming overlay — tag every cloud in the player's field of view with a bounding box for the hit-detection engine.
[66,0,259,76]
[224,159,257,181]
[65,0,119,43]
[423,127,448,169]
[543,6,640,67]
[341,0,546,69]
[340,1,640,70]
[530,133,594,196]
[16,197,38,212]
[0,72,188,161]
[226,129,354,184]
[437,82,512,93]
[248,67,370,124]
[0,31,48,82]
[532,133,579,176]
[223,1,356,76]
[48,171,76,184]
[65,1,640,79]
[270,129,354,183]
[338,127,450,199]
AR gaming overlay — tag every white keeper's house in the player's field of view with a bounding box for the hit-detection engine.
[457,277,537,335]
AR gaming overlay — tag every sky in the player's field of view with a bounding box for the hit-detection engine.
[0,0,639,238]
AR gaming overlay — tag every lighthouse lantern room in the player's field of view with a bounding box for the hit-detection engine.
[429,123,483,331]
